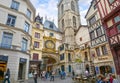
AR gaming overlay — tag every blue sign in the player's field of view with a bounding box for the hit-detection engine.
[0,55,8,61]
[20,58,27,63]
[112,67,115,73]
[95,67,99,74]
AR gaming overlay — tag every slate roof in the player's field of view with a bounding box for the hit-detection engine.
[43,20,61,32]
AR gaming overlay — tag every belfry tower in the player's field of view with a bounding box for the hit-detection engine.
[58,0,81,45]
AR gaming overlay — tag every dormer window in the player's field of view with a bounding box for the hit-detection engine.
[49,23,53,28]
[36,23,40,28]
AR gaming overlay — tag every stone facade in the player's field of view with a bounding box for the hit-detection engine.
[0,0,35,82]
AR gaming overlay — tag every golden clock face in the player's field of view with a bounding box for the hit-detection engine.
[45,40,55,49]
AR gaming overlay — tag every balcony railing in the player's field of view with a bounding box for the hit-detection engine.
[0,43,11,49]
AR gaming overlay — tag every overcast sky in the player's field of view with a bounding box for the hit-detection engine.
[30,0,92,26]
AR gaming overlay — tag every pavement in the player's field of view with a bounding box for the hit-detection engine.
[24,77,74,83]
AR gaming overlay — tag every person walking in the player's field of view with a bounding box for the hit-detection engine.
[50,71,55,81]
[72,70,75,79]
[112,75,119,83]
[33,71,37,83]
[3,68,10,83]
[109,74,113,83]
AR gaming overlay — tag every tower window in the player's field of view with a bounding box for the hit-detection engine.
[71,1,75,11]
[62,19,64,28]
[61,4,64,15]
[73,16,76,27]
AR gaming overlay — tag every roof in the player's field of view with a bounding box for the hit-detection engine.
[43,20,61,32]
[75,25,88,35]
[85,0,94,18]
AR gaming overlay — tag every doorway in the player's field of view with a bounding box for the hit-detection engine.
[18,58,27,80]
[99,66,112,75]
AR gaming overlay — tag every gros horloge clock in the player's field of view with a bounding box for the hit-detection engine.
[45,40,55,49]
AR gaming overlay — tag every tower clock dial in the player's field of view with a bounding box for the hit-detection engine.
[45,40,55,49]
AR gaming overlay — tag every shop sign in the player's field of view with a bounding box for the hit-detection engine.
[98,57,108,60]
[0,55,8,61]
[20,58,27,63]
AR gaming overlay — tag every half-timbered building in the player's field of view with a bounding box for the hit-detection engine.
[85,0,115,75]
[96,0,120,75]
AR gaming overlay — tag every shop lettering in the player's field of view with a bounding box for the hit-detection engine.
[98,57,108,60]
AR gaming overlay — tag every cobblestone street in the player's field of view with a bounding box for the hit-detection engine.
[25,77,73,83]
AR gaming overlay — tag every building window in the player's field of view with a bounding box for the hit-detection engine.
[33,53,39,60]
[96,27,102,37]
[60,44,64,51]
[96,47,101,56]
[108,0,115,4]
[1,32,13,48]
[49,23,53,28]
[73,16,76,27]
[84,52,88,61]
[60,53,64,60]
[24,22,30,32]
[90,31,95,40]
[34,41,39,48]
[21,38,27,52]
[36,23,40,28]
[62,19,64,28]
[6,14,16,27]
[35,32,40,38]
[26,9,31,18]
[71,1,75,11]
[114,16,120,23]
[61,65,65,71]
[89,16,96,25]
[61,4,64,14]
[49,33,54,37]
[80,37,82,41]
[94,5,96,10]
[117,24,120,32]
[68,53,71,61]
[102,45,108,55]
[11,0,19,10]
[68,65,72,72]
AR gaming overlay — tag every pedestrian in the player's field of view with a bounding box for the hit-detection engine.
[3,68,10,83]
[112,75,119,83]
[72,70,75,79]
[109,74,113,83]
[33,71,37,83]
[45,71,48,79]
[60,71,63,79]
[50,71,55,81]
[97,74,103,83]
[63,71,66,79]
[85,70,89,78]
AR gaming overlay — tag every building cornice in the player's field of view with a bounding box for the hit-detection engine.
[0,4,33,23]
[0,23,32,39]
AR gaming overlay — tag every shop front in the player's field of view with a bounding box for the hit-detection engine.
[0,55,8,80]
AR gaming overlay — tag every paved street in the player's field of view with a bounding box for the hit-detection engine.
[25,77,73,83]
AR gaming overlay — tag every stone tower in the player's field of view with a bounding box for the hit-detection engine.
[58,0,81,45]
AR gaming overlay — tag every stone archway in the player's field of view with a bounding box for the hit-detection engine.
[42,53,59,71]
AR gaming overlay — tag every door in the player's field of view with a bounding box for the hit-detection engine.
[115,48,120,75]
